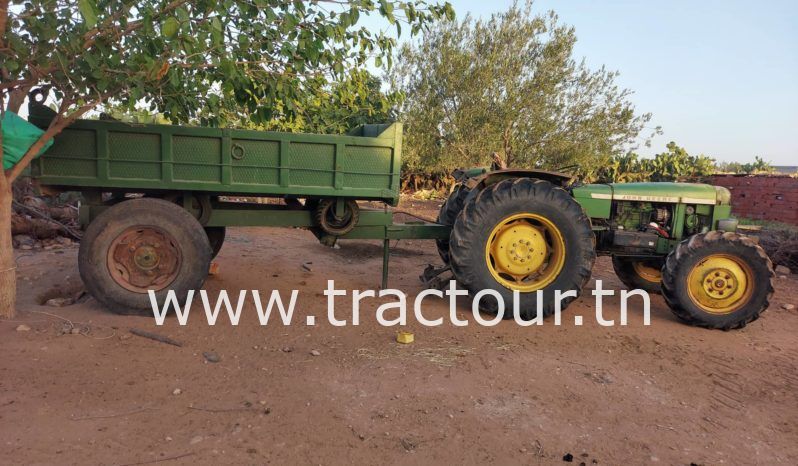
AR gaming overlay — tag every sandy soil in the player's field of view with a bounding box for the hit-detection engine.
[2,199,798,465]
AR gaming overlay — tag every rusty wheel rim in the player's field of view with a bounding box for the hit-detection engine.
[107,227,182,293]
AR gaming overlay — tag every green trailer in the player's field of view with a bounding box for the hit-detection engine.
[27,96,448,294]
[26,95,774,329]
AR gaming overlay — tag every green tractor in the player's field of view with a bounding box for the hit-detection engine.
[436,168,775,329]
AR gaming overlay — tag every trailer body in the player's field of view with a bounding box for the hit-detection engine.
[29,103,402,205]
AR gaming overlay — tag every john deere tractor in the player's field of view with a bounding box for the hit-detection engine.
[437,168,775,329]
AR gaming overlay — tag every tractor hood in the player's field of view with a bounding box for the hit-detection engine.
[575,182,731,205]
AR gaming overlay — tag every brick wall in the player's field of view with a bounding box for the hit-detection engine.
[709,175,798,225]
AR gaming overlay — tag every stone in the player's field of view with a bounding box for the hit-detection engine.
[775,265,791,275]
[46,297,74,307]
[16,324,31,332]
[172,388,182,395]
[203,351,221,363]
[189,435,203,445]
[310,349,321,356]
[782,304,795,310]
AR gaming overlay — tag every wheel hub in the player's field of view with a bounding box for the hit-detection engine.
[703,267,737,298]
[485,214,566,292]
[108,227,182,293]
[133,246,160,270]
[687,255,752,314]
[492,222,547,276]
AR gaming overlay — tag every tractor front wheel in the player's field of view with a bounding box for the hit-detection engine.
[449,178,595,320]
[661,231,774,329]
[612,256,663,294]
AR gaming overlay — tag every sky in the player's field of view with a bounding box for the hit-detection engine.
[377,0,798,164]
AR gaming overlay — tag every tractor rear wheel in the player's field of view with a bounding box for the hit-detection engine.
[449,178,595,319]
[612,256,663,294]
[79,198,212,315]
[661,231,774,329]
[436,183,470,263]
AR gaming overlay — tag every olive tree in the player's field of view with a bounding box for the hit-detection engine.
[0,0,453,317]
[390,1,652,179]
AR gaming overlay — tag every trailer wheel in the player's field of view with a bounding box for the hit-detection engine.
[315,198,359,235]
[79,198,212,315]
[205,227,226,259]
[449,178,595,319]
[612,257,663,294]
[436,183,470,263]
[661,231,774,329]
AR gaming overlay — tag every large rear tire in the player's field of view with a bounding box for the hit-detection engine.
[449,178,595,320]
[661,231,774,329]
[612,256,663,294]
[436,183,470,263]
[79,198,212,315]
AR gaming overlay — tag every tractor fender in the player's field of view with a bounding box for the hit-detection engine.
[463,168,574,191]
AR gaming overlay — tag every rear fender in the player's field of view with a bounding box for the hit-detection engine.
[464,169,574,191]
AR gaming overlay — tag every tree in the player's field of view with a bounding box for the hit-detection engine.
[103,69,399,134]
[210,70,401,134]
[0,0,453,318]
[389,0,652,179]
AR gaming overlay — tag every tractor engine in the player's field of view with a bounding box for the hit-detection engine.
[610,201,672,252]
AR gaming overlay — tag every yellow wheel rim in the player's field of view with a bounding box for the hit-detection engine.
[485,213,566,292]
[687,254,753,314]
[633,261,662,283]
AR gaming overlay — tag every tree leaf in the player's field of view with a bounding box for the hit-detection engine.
[162,17,179,39]
[78,0,99,28]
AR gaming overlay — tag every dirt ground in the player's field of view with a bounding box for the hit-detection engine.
[2,199,798,465]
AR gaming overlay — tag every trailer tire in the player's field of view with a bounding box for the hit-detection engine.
[79,198,212,316]
[205,227,226,259]
[612,257,663,294]
[449,178,595,320]
[436,183,470,263]
[661,231,774,329]
[315,199,359,236]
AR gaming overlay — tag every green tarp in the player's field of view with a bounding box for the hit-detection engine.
[2,111,53,170]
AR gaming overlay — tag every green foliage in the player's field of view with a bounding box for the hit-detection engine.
[716,156,775,175]
[101,70,399,134]
[593,142,716,183]
[594,144,778,183]
[389,1,652,177]
[2,0,453,130]
[209,70,400,134]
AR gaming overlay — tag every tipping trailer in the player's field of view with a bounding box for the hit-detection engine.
[26,93,774,329]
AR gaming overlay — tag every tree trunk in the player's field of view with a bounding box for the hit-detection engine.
[11,214,61,238]
[0,175,16,319]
